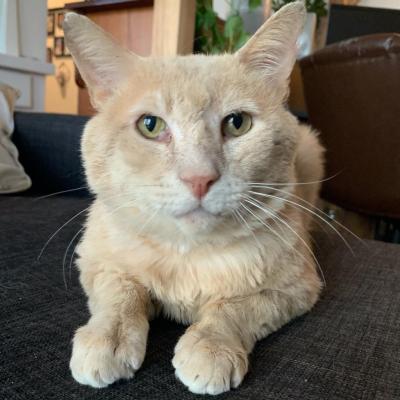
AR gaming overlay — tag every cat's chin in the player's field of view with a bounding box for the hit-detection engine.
[174,207,219,235]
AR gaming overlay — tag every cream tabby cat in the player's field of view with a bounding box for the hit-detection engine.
[64,2,324,395]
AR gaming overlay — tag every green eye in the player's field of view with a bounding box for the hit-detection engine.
[222,112,252,137]
[137,115,167,139]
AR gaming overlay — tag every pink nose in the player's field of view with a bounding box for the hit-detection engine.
[180,174,219,199]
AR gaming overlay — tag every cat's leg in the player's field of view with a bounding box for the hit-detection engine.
[173,277,320,395]
[70,267,152,388]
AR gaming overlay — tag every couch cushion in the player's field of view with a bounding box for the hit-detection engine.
[1,195,399,399]
[12,112,89,195]
[0,84,31,193]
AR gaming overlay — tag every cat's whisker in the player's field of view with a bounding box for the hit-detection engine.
[35,183,163,201]
[239,200,313,276]
[38,207,90,262]
[246,172,342,188]
[34,186,90,201]
[66,200,138,287]
[242,195,326,287]
[240,200,289,250]
[136,207,161,237]
[69,231,84,282]
[242,196,302,252]
[234,207,262,249]
[274,205,326,244]
[69,241,80,283]
[63,227,85,290]
[248,190,355,255]
[250,186,331,238]
[230,210,243,230]
[38,191,132,261]
[230,209,240,225]
[239,200,310,275]
[242,195,313,269]
[250,184,364,245]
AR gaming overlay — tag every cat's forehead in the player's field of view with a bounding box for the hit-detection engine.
[163,54,233,76]
[137,55,261,113]
[116,54,266,119]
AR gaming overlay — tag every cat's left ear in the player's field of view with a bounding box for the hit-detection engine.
[63,12,138,109]
[236,1,306,84]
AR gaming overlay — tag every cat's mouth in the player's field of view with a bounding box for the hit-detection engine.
[175,206,216,221]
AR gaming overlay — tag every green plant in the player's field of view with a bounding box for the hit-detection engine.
[272,0,327,20]
[194,0,262,54]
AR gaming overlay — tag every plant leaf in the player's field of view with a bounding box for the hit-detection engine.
[249,0,262,10]
[224,14,242,40]
[234,31,250,51]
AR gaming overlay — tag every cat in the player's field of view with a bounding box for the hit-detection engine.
[64,1,324,395]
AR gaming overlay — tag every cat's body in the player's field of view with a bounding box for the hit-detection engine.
[64,2,324,395]
[79,123,321,324]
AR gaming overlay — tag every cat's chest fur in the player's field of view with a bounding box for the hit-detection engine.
[109,239,271,324]
[80,202,300,324]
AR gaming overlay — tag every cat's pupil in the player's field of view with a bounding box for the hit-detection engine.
[230,113,243,129]
[143,116,156,131]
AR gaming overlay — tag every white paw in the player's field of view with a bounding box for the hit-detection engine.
[172,328,248,395]
[70,322,147,388]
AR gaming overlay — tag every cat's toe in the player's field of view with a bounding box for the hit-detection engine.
[172,329,248,395]
[70,323,146,388]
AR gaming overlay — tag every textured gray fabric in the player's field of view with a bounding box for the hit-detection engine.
[12,112,89,195]
[1,195,399,400]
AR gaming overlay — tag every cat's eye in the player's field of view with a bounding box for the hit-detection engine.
[137,115,167,139]
[222,112,252,137]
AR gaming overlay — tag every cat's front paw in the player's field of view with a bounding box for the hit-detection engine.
[70,321,147,388]
[172,327,249,395]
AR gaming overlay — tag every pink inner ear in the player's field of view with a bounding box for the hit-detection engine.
[86,71,116,106]
[246,48,294,81]
[236,3,305,83]
[87,84,113,109]
[96,90,110,103]
[237,28,298,83]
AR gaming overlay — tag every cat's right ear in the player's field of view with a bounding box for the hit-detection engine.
[63,13,137,109]
[236,1,306,85]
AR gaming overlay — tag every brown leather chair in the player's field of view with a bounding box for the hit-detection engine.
[300,34,400,229]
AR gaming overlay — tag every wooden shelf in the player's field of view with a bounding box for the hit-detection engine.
[65,0,153,13]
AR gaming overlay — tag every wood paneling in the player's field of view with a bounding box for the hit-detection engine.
[87,7,153,55]
[263,0,272,19]
[126,7,154,55]
[151,0,195,56]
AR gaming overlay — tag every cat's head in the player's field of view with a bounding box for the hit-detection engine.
[64,2,305,244]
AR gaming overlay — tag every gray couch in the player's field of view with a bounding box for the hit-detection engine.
[1,112,399,399]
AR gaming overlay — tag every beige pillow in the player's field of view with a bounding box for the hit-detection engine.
[0,82,31,193]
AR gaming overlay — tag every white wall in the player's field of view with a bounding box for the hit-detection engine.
[19,0,47,61]
[0,0,19,55]
[358,0,400,9]
[0,0,47,60]
[0,0,53,112]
